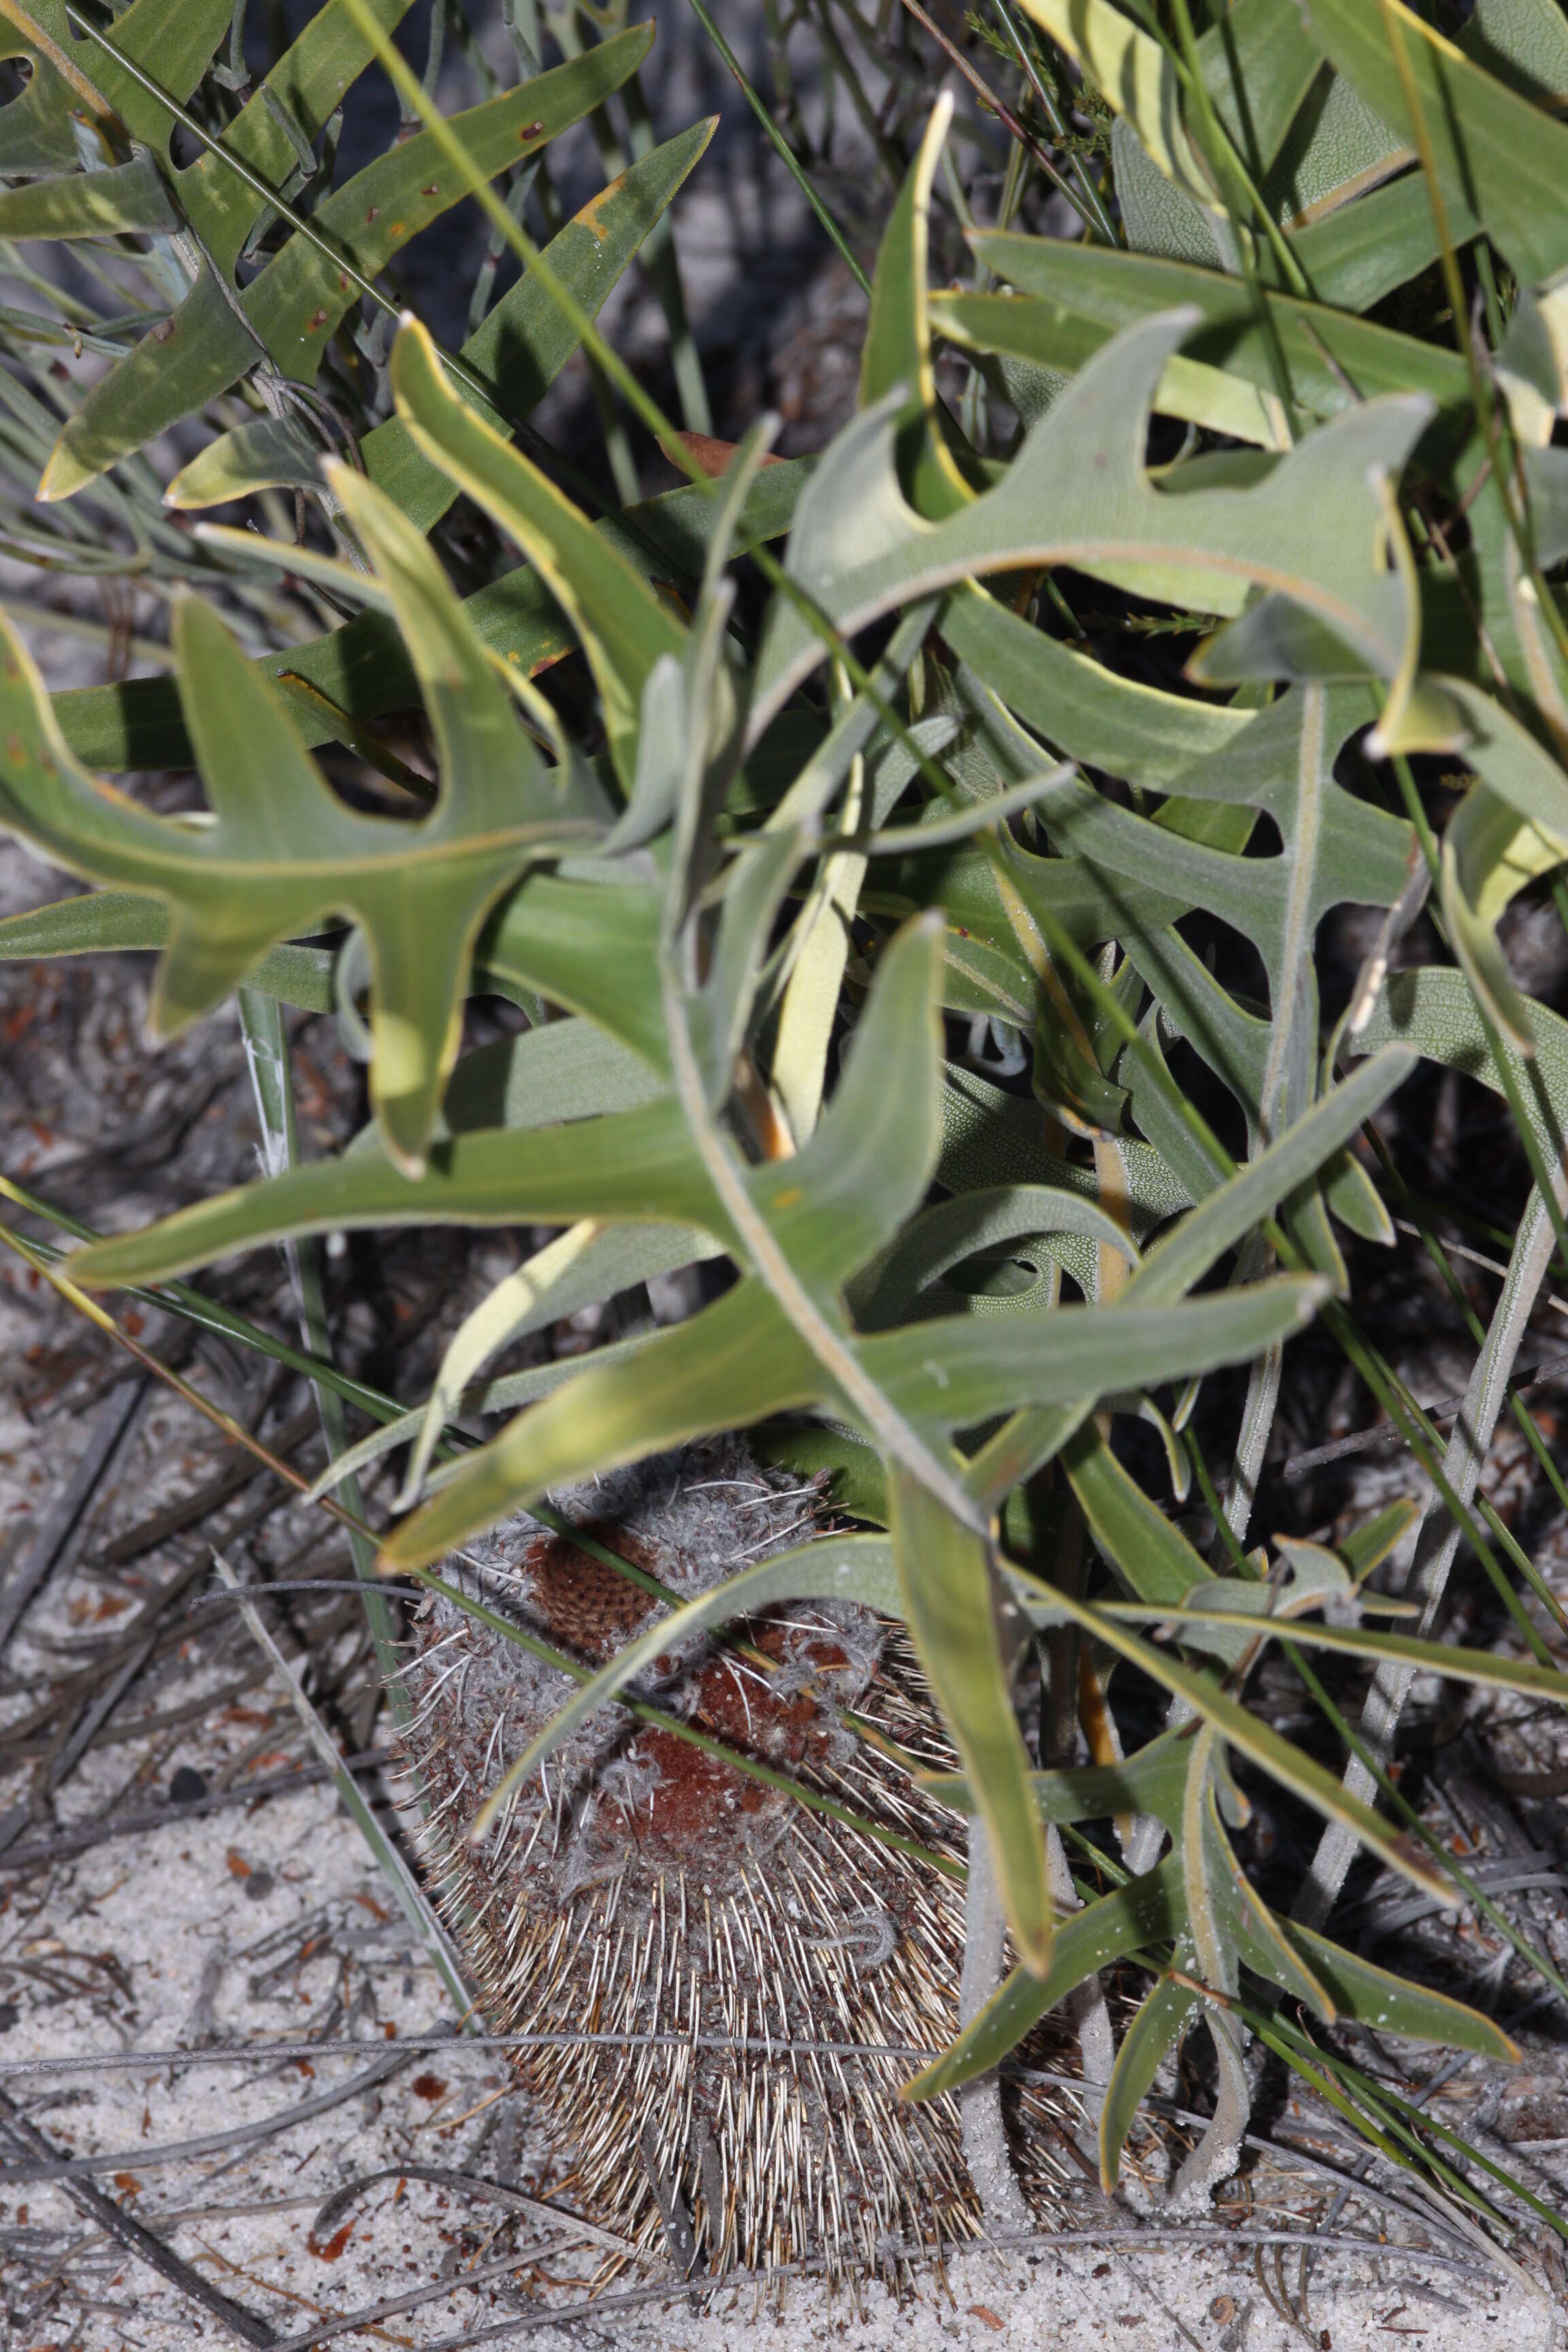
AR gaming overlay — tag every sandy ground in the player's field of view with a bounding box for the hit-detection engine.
[3,1760,1561,2351]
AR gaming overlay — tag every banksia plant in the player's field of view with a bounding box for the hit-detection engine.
[4,0,1568,2284]
[399,1439,1086,2270]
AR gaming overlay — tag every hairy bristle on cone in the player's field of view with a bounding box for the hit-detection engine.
[398,1439,1081,2276]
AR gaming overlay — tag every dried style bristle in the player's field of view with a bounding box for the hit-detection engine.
[399,1439,1078,2276]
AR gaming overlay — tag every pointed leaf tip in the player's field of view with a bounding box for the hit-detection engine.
[36,438,96,504]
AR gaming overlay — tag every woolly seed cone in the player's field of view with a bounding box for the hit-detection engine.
[399,1440,1079,2276]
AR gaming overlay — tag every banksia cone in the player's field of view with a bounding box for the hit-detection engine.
[399,1440,1076,2275]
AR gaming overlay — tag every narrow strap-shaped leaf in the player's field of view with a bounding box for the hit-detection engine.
[389,312,687,789]
[1133,1045,1415,1297]
[1098,1972,1200,2193]
[863,1275,1326,1428]
[1018,0,1211,203]
[1278,1921,1521,2061]
[1090,1599,1568,1710]
[1263,167,1479,313]
[1341,1499,1422,1579]
[1013,1578,1452,1900]
[919,1726,1194,1829]
[378,1280,819,1570]
[901,1855,1186,2102]
[1196,0,1322,180]
[1199,1773,1333,2016]
[955,235,1470,427]
[70,1098,724,1291]
[326,465,572,827]
[755,911,947,1292]
[164,414,325,509]
[396,1217,718,1505]
[860,93,973,520]
[700,823,811,1094]
[1060,1420,1243,1659]
[889,1466,1053,1974]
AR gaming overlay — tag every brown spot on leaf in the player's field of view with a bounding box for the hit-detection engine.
[577,171,627,240]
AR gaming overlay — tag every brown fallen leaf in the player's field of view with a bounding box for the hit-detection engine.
[307,2220,355,2262]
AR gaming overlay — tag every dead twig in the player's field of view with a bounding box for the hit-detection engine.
[0,2044,415,2185]
[310,2164,643,2261]
[0,1375,148,1652]
[0,1748,391,1874]
[1281,1348,1568,1477]
[0,2083,280,2348]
